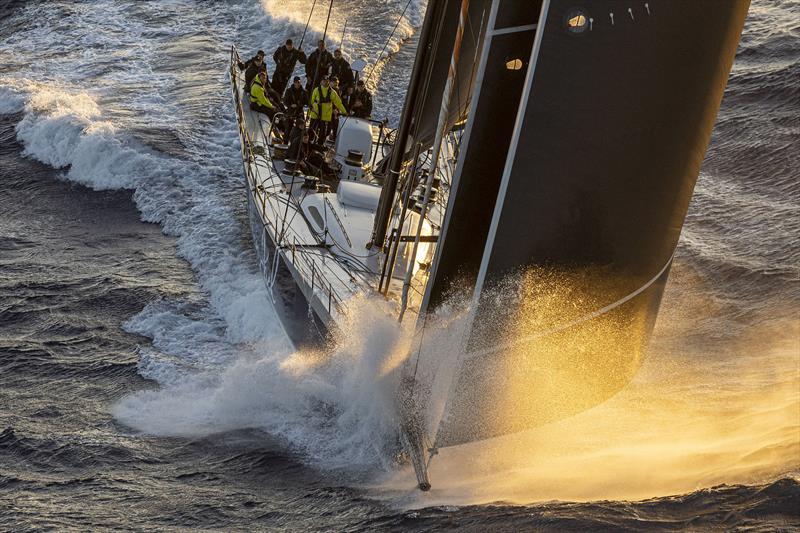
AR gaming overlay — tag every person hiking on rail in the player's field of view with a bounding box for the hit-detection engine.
[242,50,267,92]
[238,49,263,71]
[250,71,283,133]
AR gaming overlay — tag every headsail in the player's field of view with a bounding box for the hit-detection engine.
[411,0,491,150]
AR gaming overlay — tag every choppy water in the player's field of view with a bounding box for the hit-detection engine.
[0,1,798,530]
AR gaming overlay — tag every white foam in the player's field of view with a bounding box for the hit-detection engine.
[0,84,27,114]
[115,297,412,470]
[0,0,426,479]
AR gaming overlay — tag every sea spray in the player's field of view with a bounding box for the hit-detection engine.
[114,296,427,471]
[373,266,800,505]
[0,0,431,480]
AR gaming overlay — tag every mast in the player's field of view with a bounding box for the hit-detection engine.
[369,0,448,250]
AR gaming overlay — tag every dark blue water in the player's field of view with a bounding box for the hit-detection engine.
[1,1,798,530]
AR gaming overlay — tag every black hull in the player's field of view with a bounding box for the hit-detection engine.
[245,186,328,351]
[414,0,749,449]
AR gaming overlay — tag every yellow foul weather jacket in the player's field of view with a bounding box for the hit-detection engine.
[250,76,274,109]
[309,86,346,122]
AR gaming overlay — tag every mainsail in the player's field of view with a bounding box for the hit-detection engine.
[408,0,750,451]
[411,0,491,149]
[371,0,492,248]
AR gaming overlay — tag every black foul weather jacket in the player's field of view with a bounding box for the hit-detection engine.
[350,88,373,118]
[305,49,333,85]
[273,46,307,76]
[245,61,268,91]
[330,58,354,90]
[238,54,260,71]
[283,85,309,116]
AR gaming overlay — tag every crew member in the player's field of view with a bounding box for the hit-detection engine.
[272,39,306,95]
[286,119,333,177]
[350,79,373,118]
[283,76,308,119]
[330,49,354,92]
[250,71,280,125]
[329,76,342,139]
[309,75,346,143]
[329,76,341,94]
[305,40,333,91]
[301,131,335,177]
[286,117,307,161]
[238,49,264,72]
[341,85,356,115]
[243,51,267,92]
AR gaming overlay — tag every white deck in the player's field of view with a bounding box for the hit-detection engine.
[232,67,455,330]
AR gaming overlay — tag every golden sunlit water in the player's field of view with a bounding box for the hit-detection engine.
[378,261,799,505]
[440,266,658,446]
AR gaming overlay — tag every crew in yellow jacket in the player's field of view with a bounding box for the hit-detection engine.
[309,76,346,142]
[250,71,276,118]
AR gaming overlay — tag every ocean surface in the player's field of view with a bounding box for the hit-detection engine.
[1,1,798,531]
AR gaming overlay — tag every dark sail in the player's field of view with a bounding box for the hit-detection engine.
[412,0,493,149]
[371,0,492,248]
[420,1,544,313]
[416,0,750,449]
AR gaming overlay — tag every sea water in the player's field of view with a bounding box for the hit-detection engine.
[0,1,797,529]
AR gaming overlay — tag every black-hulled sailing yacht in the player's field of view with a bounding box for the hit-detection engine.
[230,0,750,491]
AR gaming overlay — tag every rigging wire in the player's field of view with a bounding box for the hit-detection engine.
[310,0,335,89]
[362,0,414,88]
[298,0,318,50]
[339,19,348,52]
[333,0,413,153]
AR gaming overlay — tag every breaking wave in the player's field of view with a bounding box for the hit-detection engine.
[0,0,426,475]
[115,297,413,470]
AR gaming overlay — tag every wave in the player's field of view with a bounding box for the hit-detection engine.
[0,76,295,406]
[0,0,422,477]
[371,478,800,530]
[0,0,796,506]
[114,297,411,472]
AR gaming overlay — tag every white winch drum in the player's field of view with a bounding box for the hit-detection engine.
[337,180,381,211]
